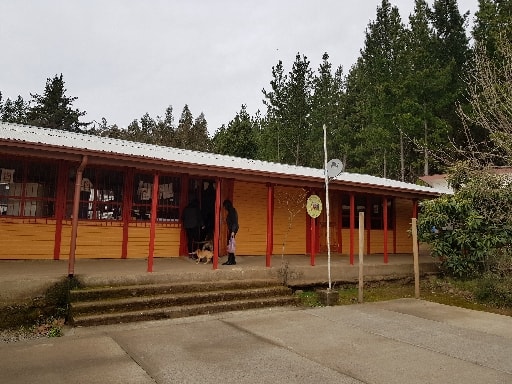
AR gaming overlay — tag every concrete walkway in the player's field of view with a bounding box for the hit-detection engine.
[0,253,437,303]
[0,299,511,383]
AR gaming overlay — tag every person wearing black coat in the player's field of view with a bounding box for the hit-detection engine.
[222,199,239,265]
[182,198,203,257]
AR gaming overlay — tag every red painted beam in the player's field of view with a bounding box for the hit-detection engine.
[147,173,159,272]
[349,193,355,265]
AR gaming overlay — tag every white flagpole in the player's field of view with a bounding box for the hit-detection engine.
[323,124,332,290]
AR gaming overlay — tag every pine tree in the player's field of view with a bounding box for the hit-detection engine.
[175,105,194,149]
[189,112,210,151]
[430,0,472,152]
[212,105,257,159]
[262,60,288,163]
[473,0,512,65]
[1,95,28,124]
[262,54,313,166]
[27,74,88,132]
[348,0,407,178]
[309,53,347,169]
[154,106,176,147]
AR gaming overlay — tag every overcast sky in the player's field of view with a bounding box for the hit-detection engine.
[1,0,478,134]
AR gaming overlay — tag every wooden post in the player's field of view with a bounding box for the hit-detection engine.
[358,212,364,303]
[412,217,420,299]
[68,155,88,277]
[147,173,159,272]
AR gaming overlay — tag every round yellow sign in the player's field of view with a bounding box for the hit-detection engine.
[306,194,322,218]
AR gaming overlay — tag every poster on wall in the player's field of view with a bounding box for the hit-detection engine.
[0,168,15,184]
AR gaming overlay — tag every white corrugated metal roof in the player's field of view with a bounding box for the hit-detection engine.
[0,122,445,195]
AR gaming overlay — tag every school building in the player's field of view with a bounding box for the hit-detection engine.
[0,122,443,272]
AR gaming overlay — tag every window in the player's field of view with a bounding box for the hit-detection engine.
[340,195,393,230]
[64,167,125,220]
[0,157,57,218]
[132,173,180,222]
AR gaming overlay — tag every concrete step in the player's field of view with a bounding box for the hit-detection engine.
[70,279,279,301]
[70,279,298,327]
[71,286,294,316]
[72,296,298,327]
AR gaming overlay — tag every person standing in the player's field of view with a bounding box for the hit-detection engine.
[182,198,203,257]
[222,199,239,265]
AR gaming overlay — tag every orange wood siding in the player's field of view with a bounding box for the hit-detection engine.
[394,198,414,253]
[59,221,123,259]
[153,227,181,257]
[272,186,307,255]
[0,218,56,259]
[233,182,267,255]
[58,221,181,259]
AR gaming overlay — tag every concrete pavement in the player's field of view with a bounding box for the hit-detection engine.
[1,299,511,384]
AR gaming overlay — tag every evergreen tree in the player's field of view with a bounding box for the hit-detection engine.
[1,95,28,124]
[309,53,347,168]
[189,112,211,151]
[126,119,143,143]
[212,105,257,159]
[473,0,512,65]
[399,0,453,178]
[175,105,194,149]
[261,60,288,163]
[140,112,157,144]
[27,74,88,132]
[154,106,176,147]
[262,53,313,166]
[430,0,472,152]
[348,0,406,178]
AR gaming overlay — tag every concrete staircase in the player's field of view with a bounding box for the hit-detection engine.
[69,279,298,327]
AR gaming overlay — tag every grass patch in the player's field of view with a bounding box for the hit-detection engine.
[295,276,512,317]
[295,290,322,307]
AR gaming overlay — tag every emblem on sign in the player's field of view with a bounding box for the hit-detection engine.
[306,194,322,218]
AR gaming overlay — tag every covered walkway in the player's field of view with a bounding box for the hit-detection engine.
[0,253,438,304]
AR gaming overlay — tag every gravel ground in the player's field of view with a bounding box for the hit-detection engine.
[0,318,65,343]
[0,328,44,343]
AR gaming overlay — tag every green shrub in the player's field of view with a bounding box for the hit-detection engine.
[475,275,512,307]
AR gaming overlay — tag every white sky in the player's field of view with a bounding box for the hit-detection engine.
[0,0,478,134]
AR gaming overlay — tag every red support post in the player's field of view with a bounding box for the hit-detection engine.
[337,195,342,253]
[349,193,355,265]
[121,168,134,259]
[178,174,189,256]
[366,198,371,255]
[393,198,397,254]
[147,173,159,272]
[266,183,274,268]
[213,178,222,270]
[383,196,388,264]
[53,162,68,260]
[310,215,316,266]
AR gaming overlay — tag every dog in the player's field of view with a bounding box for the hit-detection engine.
[202,240,213,252]
[193,249,214,264]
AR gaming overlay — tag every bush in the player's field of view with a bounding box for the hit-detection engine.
[475,275,512,307]
[418,163,512,278]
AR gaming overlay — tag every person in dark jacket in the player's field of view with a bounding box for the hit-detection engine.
[222,199,239,265]
[182,198,203,257]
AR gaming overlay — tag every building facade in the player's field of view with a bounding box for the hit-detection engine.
[0,123,443,270]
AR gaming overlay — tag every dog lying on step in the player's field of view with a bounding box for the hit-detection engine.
[193,249,214,264]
